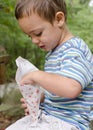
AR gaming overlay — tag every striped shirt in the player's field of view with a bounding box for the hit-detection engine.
[41,37,93,130]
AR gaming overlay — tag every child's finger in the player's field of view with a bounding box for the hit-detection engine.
[25,108,29,115]
[21,103,27,108]
[20,98,25,103]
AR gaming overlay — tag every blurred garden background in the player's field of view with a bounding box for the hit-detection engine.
[0,0,93,129]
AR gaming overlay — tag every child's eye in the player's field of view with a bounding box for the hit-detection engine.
[35,32,42,37]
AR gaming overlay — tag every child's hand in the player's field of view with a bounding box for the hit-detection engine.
[20,70,40,86]
[20,98,29,116]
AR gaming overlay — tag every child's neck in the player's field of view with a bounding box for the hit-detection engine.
[60,25,74,45]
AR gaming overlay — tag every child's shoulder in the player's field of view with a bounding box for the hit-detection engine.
[62,36,86,49]
[58,36,88,52]
[46,37,89,58]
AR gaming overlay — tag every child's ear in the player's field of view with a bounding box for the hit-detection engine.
[55,12,65,28]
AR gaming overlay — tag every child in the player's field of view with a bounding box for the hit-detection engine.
[6,0,93,130]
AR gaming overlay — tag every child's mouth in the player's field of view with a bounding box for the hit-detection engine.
[39,45,45,49]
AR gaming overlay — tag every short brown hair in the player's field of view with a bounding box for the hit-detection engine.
[15,0,67,23]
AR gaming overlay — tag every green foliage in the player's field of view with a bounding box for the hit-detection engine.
[0,0,45,81]
[67,1,93,52]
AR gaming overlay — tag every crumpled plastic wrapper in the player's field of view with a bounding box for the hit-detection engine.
[15,56,42,125]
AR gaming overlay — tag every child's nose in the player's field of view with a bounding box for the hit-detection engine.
[32,37,39,45]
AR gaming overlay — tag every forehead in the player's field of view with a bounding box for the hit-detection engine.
[18,14,51,34]
[18,13,51,34]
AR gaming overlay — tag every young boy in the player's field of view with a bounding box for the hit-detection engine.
[6,0,93,130]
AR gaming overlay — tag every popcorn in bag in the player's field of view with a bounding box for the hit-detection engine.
[15,56,42,124]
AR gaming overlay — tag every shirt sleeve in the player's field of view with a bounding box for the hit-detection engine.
[58,47,93,89]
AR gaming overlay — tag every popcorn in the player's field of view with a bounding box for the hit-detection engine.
[15,56,42,124]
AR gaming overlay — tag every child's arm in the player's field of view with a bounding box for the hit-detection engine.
[20,70,82,98]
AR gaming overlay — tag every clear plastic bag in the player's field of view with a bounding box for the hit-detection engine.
[15,56,42,124]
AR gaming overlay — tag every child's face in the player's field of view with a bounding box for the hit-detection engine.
[18,13,63,51]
